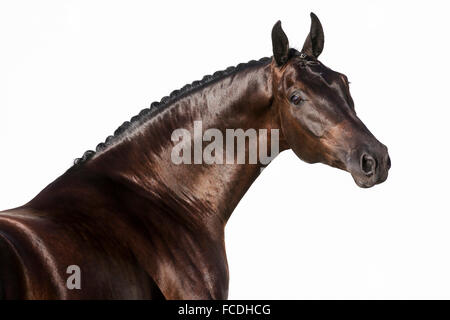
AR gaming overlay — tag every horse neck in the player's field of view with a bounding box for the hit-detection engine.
[87,60,285,228]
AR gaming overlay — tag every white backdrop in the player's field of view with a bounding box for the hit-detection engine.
[1,1,449,299]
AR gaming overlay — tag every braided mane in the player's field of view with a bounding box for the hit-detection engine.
[73,56,272,166]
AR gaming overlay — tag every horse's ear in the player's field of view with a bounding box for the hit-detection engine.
[272,21,290,66]
[301,12,324,58]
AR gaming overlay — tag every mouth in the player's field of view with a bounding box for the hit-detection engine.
[352,173,386,188]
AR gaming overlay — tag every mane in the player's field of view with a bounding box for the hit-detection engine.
[73,56,272,166]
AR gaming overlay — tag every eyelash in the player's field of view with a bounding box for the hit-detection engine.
[290,93,307,105]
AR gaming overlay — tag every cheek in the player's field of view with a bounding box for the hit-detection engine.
[293,104,326,137]
[279,105,324,163]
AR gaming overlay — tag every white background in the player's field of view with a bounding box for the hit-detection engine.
[1,1,449,299]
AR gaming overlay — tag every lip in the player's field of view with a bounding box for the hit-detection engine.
[353,176,376,188]
[351,170,389,188]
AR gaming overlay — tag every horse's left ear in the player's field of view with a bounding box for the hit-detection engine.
[301,12,324,58]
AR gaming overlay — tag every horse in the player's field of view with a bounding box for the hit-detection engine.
[0,13,390,299]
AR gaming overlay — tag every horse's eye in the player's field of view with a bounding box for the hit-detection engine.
[290,93,304,106]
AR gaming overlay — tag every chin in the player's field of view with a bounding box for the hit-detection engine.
[351,173,388,189]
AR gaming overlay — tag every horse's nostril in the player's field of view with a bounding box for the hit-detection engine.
[386,155,391,169]
[361,153,376,176]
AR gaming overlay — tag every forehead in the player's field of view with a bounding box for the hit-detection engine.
[284,57,346,89]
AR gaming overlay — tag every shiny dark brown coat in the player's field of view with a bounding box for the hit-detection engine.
[0,13,390,299]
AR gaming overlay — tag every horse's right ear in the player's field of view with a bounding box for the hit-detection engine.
[272,21,290,66]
